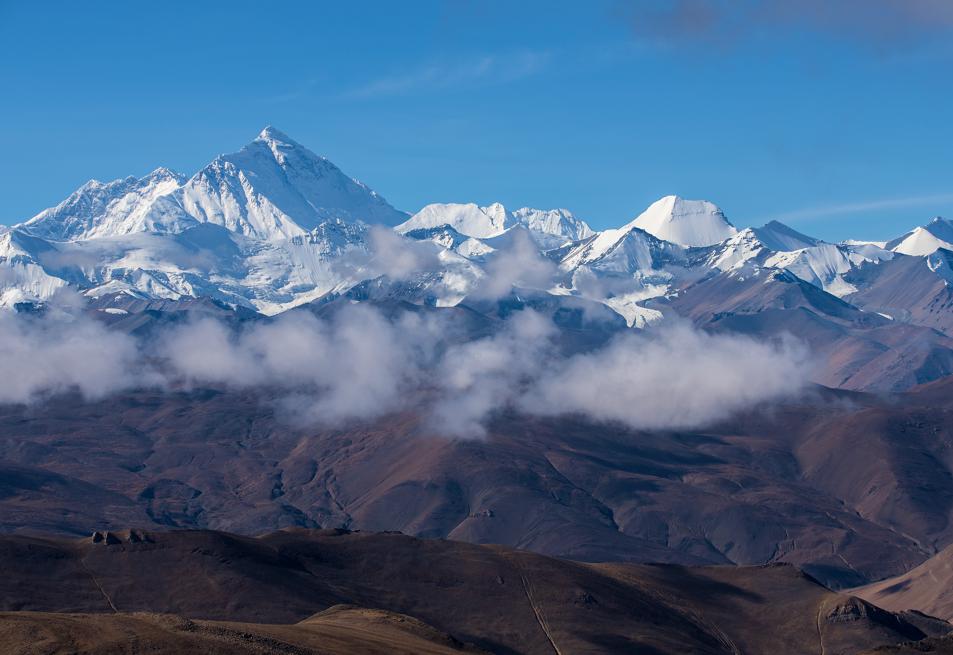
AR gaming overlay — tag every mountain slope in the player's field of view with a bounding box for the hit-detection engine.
[667,266,953,391]
[0,607,488,655]
[844,249,953,336]
[7,357,953,590]
[852,545,953,621]
[0,528,944,655]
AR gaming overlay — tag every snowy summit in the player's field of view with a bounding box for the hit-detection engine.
[629,196,738,248]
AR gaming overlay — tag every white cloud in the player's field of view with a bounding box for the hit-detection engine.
[478,228,558,299]
[0,299,814,435]
[0,292,150,403]
[429,309,558,437]
[521,323,813,430]
[365,225,444,279]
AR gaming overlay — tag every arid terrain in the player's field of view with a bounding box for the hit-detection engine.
[1,527,951,655]
[0,606,489,655]
[3,360,953,592]
[852,544,953,622]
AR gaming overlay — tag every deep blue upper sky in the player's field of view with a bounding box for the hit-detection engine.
[1,0,951,242]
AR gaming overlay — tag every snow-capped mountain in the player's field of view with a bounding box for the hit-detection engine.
[21,127,408,244]
[750,220,820,252]
[0,129,584,313]
[629,196,738,247]
[396,202,592,247]
[398,203,518,239]
[512,207,594,241]
[3,128,417,312]
[179,127,409,239]
[3,127,953,347]
[20,168,194,241]
[886,217,953,256]
[692,223,895,297]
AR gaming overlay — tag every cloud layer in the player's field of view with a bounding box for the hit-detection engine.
[0,298,814,436]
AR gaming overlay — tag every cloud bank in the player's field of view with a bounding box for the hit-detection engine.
[0,297,814,436]
[0,291,151,404]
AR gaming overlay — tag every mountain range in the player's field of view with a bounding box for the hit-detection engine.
[3,127,953,391]
[4,128,953,653]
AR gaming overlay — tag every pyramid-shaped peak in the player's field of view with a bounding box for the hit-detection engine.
[243,126,325,170]
[628,195,737,248]
[751,220,821,252]
[255,126,300,146]
[183,126,409,235]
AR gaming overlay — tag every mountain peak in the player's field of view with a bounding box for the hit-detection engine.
[751,220,821,252]
[181,127,408,237]
[628,195,737,248]
[887,216,953,256]
[144,167,187,185]
[397,203,517,239]
[256,125,296,144]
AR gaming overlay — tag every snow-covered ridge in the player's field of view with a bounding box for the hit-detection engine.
[750,221,819,252]
[397,203,592,244]
[512,207,594,241]
[398,203,518,239]
[20,168,194,242]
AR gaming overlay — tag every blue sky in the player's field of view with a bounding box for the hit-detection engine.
[1,0,951,242]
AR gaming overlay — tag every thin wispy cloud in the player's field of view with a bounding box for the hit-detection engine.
[612,0,953,52]
[346,51,549,98]
[767,193,953,223]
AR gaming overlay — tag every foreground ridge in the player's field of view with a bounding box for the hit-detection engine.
[0,527,949,655]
